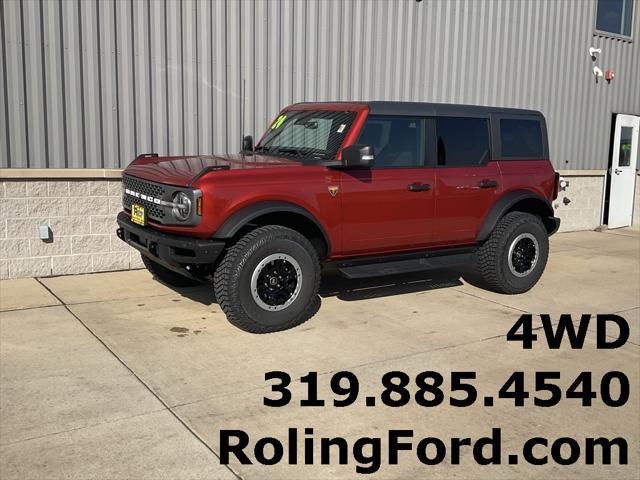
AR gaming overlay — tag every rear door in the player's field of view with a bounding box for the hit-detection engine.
[433,116,502,245]
[339,115,436,255]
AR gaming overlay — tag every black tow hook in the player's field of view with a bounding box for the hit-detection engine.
[116,228,124,240]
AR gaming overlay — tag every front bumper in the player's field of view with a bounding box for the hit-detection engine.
[116,211,225,278]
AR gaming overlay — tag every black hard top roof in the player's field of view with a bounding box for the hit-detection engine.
[292,101,543,118]
[366,101,542,117]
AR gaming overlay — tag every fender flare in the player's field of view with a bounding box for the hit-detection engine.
[476,190,555,242]
[212,200,332,253]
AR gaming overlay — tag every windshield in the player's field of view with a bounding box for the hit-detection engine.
[256,110,356,161]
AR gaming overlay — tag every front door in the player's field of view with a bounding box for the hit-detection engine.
[339,115,435,255]
[340,168,436,255]
[608,114,639,229]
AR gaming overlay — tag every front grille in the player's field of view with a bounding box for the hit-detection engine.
[122,175,168,221]
[124,175,165,198]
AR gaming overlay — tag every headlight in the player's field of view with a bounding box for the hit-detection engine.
[172,192,192,221]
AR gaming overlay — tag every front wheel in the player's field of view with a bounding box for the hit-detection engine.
[213,225,321,333]
[474,211,549,294]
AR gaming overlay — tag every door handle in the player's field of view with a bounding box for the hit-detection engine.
[478,180,498,188]
[407,182,432,192]
[614,168,623,174]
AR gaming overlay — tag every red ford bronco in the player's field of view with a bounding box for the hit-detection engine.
[117,102,560,333]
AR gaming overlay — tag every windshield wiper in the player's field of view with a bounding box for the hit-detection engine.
[255,145,324,160]
[272,146,307,159]
[254,144,287,156]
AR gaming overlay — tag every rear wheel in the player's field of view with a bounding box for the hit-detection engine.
[141,254,202,287]
[474,211,549,294]
[214,225,320,333]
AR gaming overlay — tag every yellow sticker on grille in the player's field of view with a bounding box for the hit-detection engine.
[131,204,146,226]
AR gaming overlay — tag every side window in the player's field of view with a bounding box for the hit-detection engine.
[357,115,426,168]
[436,117,490,166]
[500,119,544,158]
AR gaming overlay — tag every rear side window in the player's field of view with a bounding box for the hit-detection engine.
[436,117,490,166]
[357,115,426,168]
[500,119,544,158]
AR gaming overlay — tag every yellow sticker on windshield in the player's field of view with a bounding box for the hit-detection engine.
[271,114,287,130]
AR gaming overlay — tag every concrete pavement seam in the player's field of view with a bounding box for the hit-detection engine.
[614,306,640,314]
[456,289,530,314]
[0,290,204,314]
[602,230,640,239]
[604,306,640,347]
[33,277,244,480]
[0,407,167,447]
[549,241,597,251]
[0,303,62,314]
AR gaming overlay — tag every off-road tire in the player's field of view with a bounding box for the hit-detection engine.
[214,225,321,333]
[141,254,202,287]
[474,211,549,294]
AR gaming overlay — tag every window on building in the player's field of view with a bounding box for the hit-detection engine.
[595,0,633,37]
[357,115,426,168]
[500,119,544,158]
[436,117,490,166]
[619,126,632,167]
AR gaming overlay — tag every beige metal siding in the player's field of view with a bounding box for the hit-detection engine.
[0,0,639,170]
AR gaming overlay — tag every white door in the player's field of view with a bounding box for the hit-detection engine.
[608,114,639,229]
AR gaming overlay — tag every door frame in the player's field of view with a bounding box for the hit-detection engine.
[603,113,640,228]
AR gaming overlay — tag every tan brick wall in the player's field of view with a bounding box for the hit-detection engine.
[553,174,605,232]
[0,173,635,279]
[0,179,142,279]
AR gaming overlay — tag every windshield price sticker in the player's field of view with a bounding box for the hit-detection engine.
[218,313,632,474]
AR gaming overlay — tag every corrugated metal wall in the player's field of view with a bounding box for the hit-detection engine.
[0,0,639,170]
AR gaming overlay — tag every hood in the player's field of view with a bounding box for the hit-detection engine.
[123,153,299,187]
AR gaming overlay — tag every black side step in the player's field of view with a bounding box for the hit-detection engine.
[336,251,474,279]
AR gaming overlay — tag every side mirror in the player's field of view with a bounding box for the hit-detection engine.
[342,144,374,168]
[242,135,254,153]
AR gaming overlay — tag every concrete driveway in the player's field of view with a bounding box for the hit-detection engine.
[1,229,639,479]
